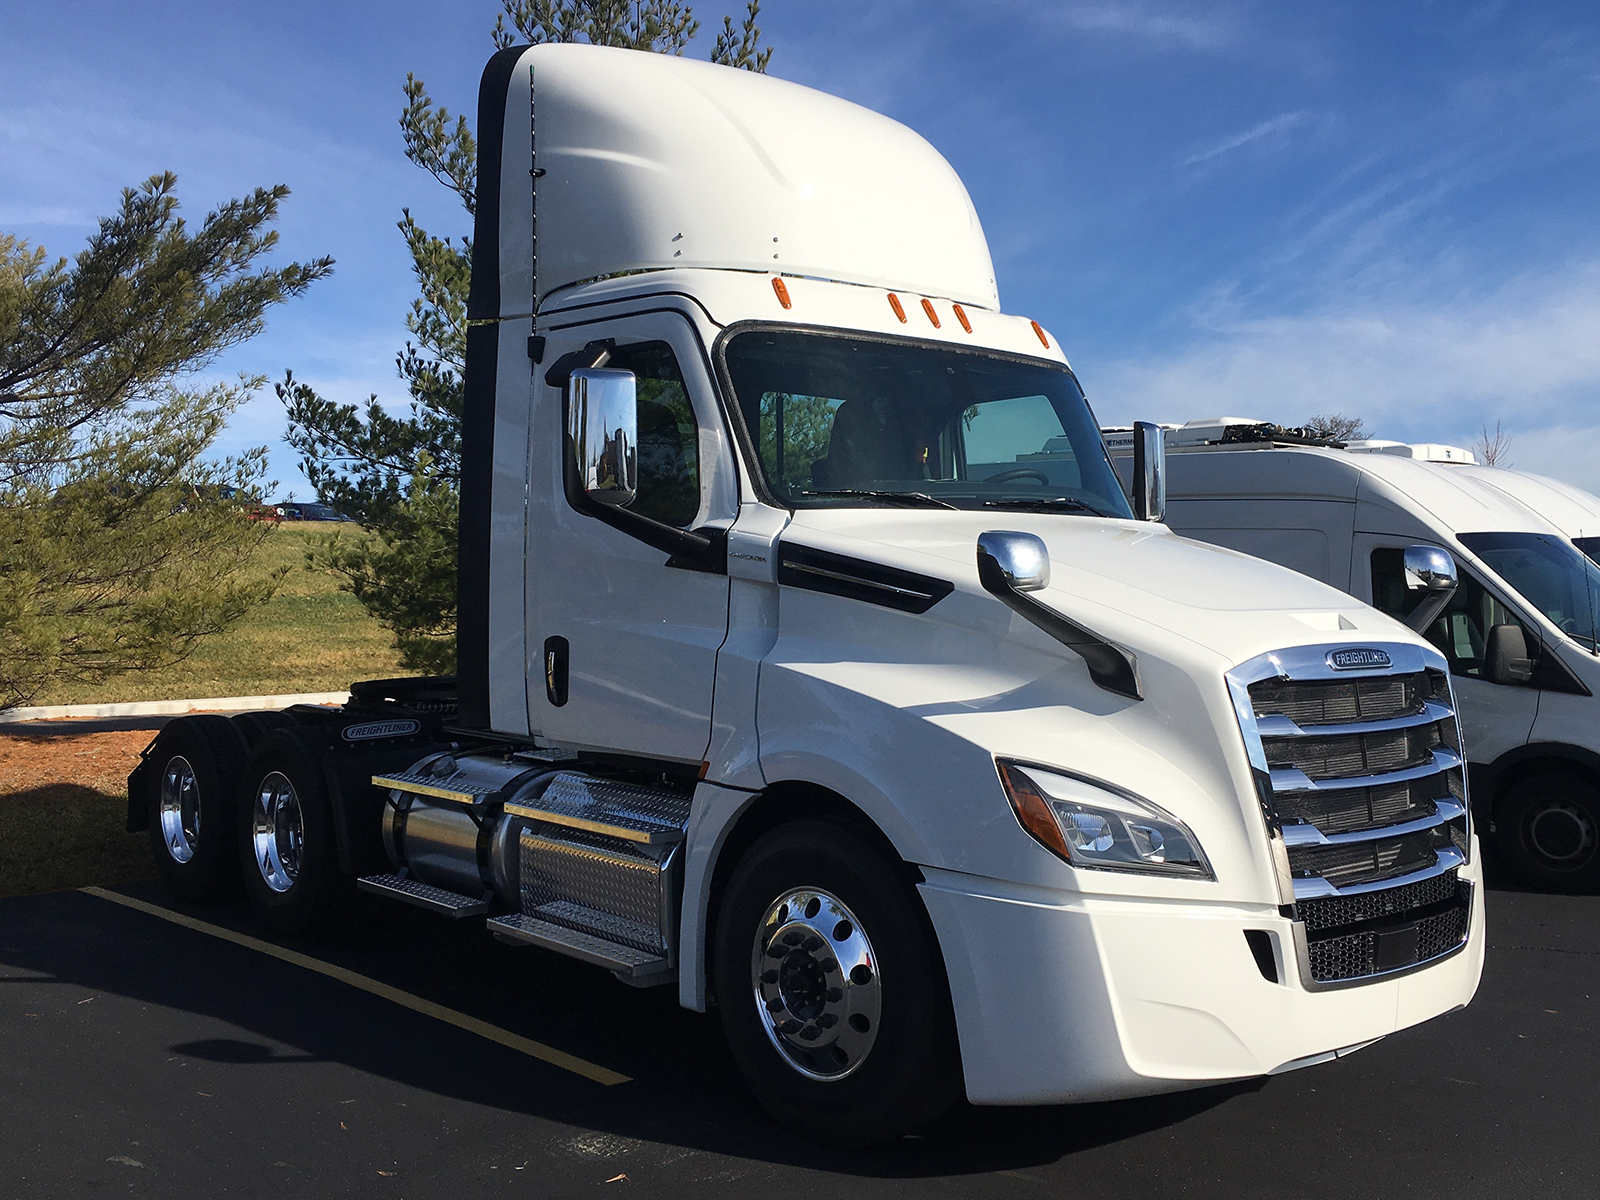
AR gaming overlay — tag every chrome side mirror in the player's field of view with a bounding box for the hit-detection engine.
[977,530,1050,591]
[1132,420,1165,522]
[567,367,637,508]
[1402,544,1458,633]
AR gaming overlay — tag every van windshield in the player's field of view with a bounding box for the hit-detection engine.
[1457,532,1600,653]
[722,330,1133,518]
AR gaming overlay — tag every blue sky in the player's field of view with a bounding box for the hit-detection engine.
[4,1,1599,495]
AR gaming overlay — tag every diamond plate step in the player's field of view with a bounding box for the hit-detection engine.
[504,772,693,845]
[358,874,488,917]
[486,913,670,976]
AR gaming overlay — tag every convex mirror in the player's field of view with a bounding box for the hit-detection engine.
[1132,420,1165,522]
[1402,544,1458,633]
[568,367,638,507]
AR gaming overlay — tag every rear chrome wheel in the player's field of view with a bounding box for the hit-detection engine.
[142,715,248,902]
[237,729,350,934]
[158,756,201,865]
[251,771,304,894]
[752,888,882,1081]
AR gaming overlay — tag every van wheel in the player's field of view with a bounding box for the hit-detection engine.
[1496,771,1600,892]
[144,716,247,902]
[713,820,962,1145]
[237,730,348,934]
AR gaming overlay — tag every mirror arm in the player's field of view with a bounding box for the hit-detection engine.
[560,433,726,572]
[977,549,1142,700]
[1405,587,1456,634]
[544,338,615,388]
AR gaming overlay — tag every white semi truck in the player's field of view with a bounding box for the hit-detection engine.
[1130,420,1600,892]
[130,46,1483,1142]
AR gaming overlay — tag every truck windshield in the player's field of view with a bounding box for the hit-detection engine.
[722,329,1133,518]
[1457,532,1600,653]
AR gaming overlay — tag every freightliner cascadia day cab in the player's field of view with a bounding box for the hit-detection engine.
[129,47,1484,1142]
[1124,420,1600,892]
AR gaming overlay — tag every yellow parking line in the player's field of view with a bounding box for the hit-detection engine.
[80,886,630,1086]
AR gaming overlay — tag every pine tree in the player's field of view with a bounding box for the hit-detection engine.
[0,173,331,709]
[281,0,773,674]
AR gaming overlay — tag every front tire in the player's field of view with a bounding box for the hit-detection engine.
[237,730,349,934]
[1496,771,1600,892]
[713,820,962,1145]
[144,716,247,902]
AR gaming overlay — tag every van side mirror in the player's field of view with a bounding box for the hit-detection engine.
[1485,623,1536,686]
[1132,420,1165,522]
[567,367,638,507]
[1402,544,1458,633]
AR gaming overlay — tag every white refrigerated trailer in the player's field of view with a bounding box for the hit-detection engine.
[130,47,1482,1142]
[1131,420,1600,892]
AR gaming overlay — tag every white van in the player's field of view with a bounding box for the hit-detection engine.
[1452,464,1600,566]
[1124,422,1600,891]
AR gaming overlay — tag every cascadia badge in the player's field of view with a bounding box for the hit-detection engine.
[1327,647,1391,671]
[341,718,421,742]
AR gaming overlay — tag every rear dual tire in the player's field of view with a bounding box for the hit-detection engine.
[144,716,248,903]
[236,730,350,935]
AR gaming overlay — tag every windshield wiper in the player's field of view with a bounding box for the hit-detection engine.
[800,489,958,510]
[982,496,1113,518]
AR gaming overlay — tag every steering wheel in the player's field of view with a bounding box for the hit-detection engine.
[984,467,1050,485]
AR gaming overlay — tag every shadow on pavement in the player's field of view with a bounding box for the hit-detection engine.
[0,882,1250,1178]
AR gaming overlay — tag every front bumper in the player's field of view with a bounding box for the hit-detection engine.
[918,845,1485,1106]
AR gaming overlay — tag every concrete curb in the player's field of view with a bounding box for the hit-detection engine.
[0,692,349,724]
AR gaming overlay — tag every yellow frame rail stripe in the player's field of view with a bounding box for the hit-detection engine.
[80,886,630,1086]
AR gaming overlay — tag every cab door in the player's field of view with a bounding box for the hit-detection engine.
[1355,537,1538,764]
[525,310,737,764]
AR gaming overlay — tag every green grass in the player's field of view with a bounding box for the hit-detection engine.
[0,784,154,898]
[33,523,404,705]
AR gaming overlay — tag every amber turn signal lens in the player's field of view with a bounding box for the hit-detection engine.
[920,297,941,328]
[997,761,1072,863]
[953,304,972,333]
[1031,320,1050,348]
[771,277,792,309]
[887,293,907,323]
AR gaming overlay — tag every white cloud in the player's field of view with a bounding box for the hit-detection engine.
[1086,262,1600,494]
[1057,4,1228,50]
[1183,111,1310,165]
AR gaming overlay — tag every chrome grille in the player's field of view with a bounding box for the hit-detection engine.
[1228,645,1472,988]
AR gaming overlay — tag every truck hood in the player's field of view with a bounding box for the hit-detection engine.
[781,509,1406,669]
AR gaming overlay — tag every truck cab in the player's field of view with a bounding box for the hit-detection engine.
[130,46,1484,1142]
[1143,421,1600,891]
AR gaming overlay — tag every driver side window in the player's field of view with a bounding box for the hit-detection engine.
[606,341,700,528]
[1371,548,1535,684]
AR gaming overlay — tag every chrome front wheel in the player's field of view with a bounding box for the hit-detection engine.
[751,888,883,1081]
[251,771,304,894]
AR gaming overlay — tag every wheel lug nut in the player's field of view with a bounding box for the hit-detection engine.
[826,986,843,1002]
[816,1013,837,1029]
[799,1025,821,1041]
[765,997,785,1013]
[820,957,838,972]
[778,1019,801,1035]
[761,969,778,984]
[802,935,824,952]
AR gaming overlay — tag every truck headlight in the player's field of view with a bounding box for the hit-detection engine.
[997,760,1214,879]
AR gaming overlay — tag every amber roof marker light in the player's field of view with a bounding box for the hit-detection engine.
[953,303,972,333]
[887,293,907,323]
[771,276,792,309]
[1031,320,1050,348]
[920,298,942,328]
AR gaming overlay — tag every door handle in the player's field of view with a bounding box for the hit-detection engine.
[544,636,569,707]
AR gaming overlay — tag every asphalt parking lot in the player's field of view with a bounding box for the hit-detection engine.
[1,876,1595,1199]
